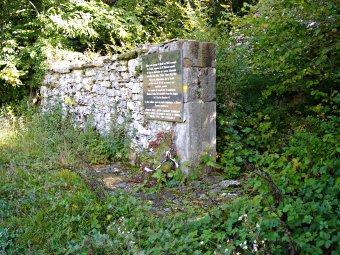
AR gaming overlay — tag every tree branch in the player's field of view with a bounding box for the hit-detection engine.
[27,0,39,15]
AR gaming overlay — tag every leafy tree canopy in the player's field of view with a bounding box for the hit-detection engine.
[229,0,339,112]
[1,0,229,105]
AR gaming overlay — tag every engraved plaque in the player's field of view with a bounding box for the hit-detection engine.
[142,50,183,122]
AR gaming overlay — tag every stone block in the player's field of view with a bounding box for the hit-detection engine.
[132,94,142,101]
[118,50,138,60]
[92,84,107,95]
[53,67,70,74]
[106,55,118,62]
[132,112,143,121]
[109,62,118,70]
[201,102,216,157]
[183,67,201,102]
[74,76,82,84]
[47,80,56,89]
[117,115,124,125]
[101,95,109,107]
[71,69,83,79]
[96,72,109,81]
[117,61,128,70]
[85,68,97,77]
[81,60,103,68]
[117,101,127,110]
[83,77,95,86]
[75,83,83,91]
[84,84,92,92]
[51,61,71,73]
[167,40,185,52]
[182,40,200,67]
[198,43,215,68]
[59,76,69,87]
[199,68,216,102]
[133,121,151,136]
[174,101,216,174]
[128,59,139,76]
[107,89,115,97]
[127,102,134,111]
[101,81,111,87]
[182,67,197,86]
[40,86,47,97]
[97,86,107,95]
[140,136,149,148]
[43,72,53,85]
[121,88,129,98]
[147,44,161,54]
[117,65,127,72]
[182,66,216,103]
[69,60,85,70]
[110,73,118,82]
[121,72,130,80]
[131,83,141,94]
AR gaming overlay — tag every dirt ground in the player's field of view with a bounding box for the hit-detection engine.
[94,164,243,217]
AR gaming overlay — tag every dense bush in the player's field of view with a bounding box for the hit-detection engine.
[212,0,339,254]
[214,116,339,254]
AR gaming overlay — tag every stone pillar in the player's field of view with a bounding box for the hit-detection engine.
[166,40,216,174]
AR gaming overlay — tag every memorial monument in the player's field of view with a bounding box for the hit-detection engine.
[41,40,216,174]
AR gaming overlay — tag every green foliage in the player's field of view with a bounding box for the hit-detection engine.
[0,104,222,254]
[230,0,339,109]
[217,107,283,178]
[42,0,144,52]
[208,0,340,253]
[115,0,191,42]
[212,116,339,254]
[0,103,134,253]
[0,165,136,254]
[1,112,339,253]
[0,0,339,254]
[0,105,129,165]
[0,0,145,104]
[0,0,227,105]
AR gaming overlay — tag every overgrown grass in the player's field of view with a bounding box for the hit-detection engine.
[0,106,134,253]
[0,105,228,254]
[1,96,339,254]
[0,106,129,166]
[0,106,228,254]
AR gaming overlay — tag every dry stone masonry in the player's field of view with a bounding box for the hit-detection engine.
[41,40,216,173]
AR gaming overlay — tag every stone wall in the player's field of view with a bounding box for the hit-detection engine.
[41,40,216,173]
